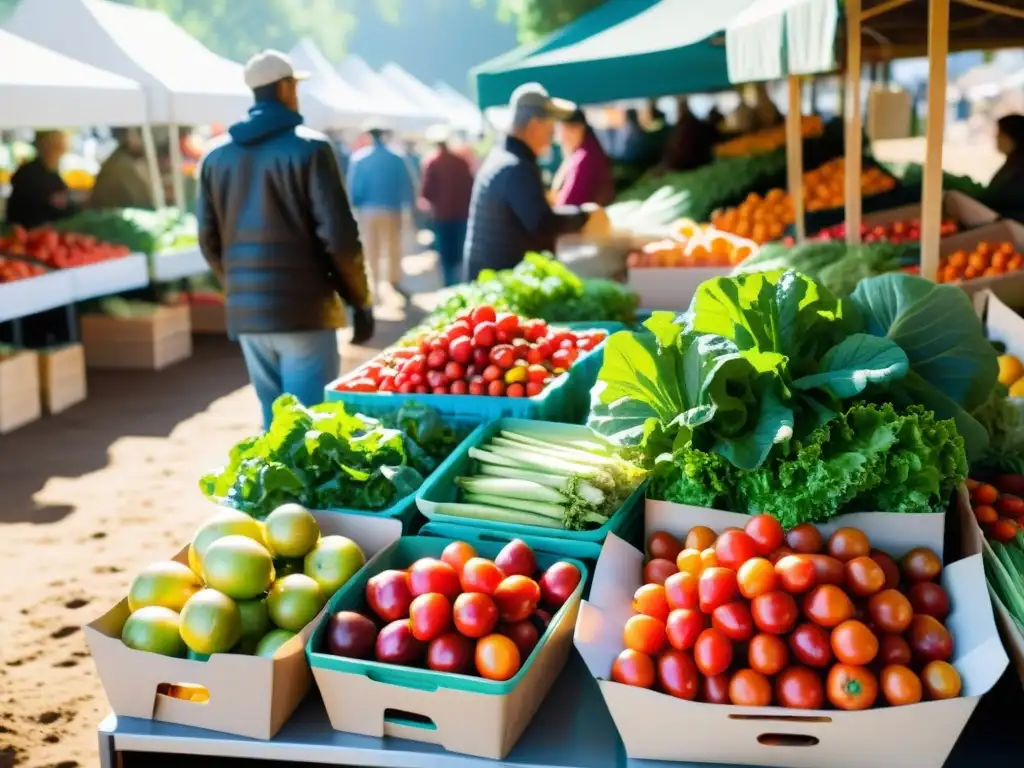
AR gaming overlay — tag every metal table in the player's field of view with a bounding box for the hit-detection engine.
[99,653,1022,768]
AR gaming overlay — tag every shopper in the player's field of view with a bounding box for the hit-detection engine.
[88,127,155,210]
[989,114,1024,195]
[196,49,373,430]
[5,130,77,229]
[419,125,474,286]
[463,83,603,280]
[552,109,614,207]
[346,122,415,298]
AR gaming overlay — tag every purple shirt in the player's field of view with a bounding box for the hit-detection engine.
[554,132,614,207]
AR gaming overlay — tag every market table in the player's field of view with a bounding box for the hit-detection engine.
[67,253,149,301]
[0,271,74,323]
[97,651,1021,768]
[152,246,208,282]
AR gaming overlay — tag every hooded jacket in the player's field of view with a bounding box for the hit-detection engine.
[197,100,370,337]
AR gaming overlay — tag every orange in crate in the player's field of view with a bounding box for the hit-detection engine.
[938,241,1024,283]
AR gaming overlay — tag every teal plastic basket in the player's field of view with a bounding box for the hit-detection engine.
[306,536,587,695]
[323,324,619,424]
[414,417,646,558]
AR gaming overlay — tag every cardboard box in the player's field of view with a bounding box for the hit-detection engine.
[628,266,731,311]
[307,538,585,759]
[976,288,1024,360]
[863,189,998,231]
[941,219,1024,308]
[574,504,1008,768]
[84,511,402,740]
[37,343,87,414]
[189,303,227,335]
[81,305,192,370]
[0,350,42,434]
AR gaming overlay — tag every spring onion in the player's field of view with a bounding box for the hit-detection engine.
[475,464,607,507]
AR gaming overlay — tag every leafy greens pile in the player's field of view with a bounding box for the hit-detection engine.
[588,270,991,527]
[200,396,462,518]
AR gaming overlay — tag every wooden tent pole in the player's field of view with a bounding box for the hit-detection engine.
[844,0,863,247]
[920,0,951,283]
[787,76,806,243]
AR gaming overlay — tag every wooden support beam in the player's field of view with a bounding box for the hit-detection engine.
[786,76,806,243]
[844,0,863,247]
[955,0,1024,21]
[861,0,913,22]
[920,0,951,283]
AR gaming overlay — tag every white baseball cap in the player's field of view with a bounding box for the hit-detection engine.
[243,50,310,90]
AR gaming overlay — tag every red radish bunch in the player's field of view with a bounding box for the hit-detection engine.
[335,305,607,398]
[805,218,958,246]
[0,225,132,283]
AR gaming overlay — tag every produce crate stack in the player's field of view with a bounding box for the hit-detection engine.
[37,343,87,414]
[0,348,41,434]
[80,304,192,370]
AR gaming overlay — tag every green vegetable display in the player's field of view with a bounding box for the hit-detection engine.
[200,397,462,518]
[734,241,905,296]
[54,207,198,256]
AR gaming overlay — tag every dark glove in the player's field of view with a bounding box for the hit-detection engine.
[351,305,375,345]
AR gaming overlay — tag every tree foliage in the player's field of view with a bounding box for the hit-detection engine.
[496,0,605,42]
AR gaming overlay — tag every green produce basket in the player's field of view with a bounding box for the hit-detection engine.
[414,417,647,559]
[306,536,588,696]
[323,324,616,424]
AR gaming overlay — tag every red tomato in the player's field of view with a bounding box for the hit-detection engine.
[827,664,878,710]
[878,633,913,666]
[844,556,886,597]
[409,593,452,641]
[702,673,731,704]
[803,585,854,628]
[698,567,738,613]
[921,660,961,700]
[475,633,520,681]
[408,558,461,599]
[751,591,798,634]
[830,620,879,665]
[907,614,953,662]
[507,382,526,398]
[526,364,548,384]
[497,620,540,658]
[468,377,487,395]
[748,633,788,675]
[448,336,473,366]
[526,380,544,397]
[487,380,506,397]
[611,649,655,688]
[658,649,700,700]
[448,380,468,395]
[472,321,497,348]
[443,361,466,381]
[632,584,671,622]
[693,628,733,676]
[711,602,754,641]
[447,321,472,341]
[664,571,698,610]
[714,530,759,570]
[453,593,499,638]
[440,541,476,576]
[867,589,913,633]
[788,622,833,667]
[728,669,772,706]
[776,666,825,709]
[472,347,491,368]
[827,528,871,562]
[870,549,901,590]
[426,348,449,370]
[774,555,816,594]
[744,514,784,555]
[493,575,541,622]
[806,555,845,586]
[495,312,520,335]
[906,582,950,620]
[366,570,413,622]
[643,558,678,586]
[551,348,573,370]
[426,632,474,673]
[737,557,778,599]
[881,664,923,706]
[623,613,667,655]
[539,562,581,609]
[786,524,824,554]
[460,558,504,596]
[665,608,704,651]
[470,306,497,326]
[489,344,517,369]
[648,531,683,562]
[522,319,548,342]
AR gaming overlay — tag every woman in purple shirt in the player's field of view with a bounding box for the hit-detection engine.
[552,110,614,207]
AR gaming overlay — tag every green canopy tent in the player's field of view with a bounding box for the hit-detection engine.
[473,0,759,108]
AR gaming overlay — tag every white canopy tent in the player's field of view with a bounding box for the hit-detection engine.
[336,55,435,133]
[379,63,450,125]
[433,82,485,135]
[0,29,147,130]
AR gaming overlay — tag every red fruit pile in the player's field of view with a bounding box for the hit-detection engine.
[334,305,607,397]
[0,225,132,283]
[809,218,958,245]
[324,538,581,681]
[615,516,961,710]
[967,475,1024,542]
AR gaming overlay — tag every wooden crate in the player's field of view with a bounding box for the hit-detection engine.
[38,343,87,414]
[81,305,192,370]
[0,350,42,434]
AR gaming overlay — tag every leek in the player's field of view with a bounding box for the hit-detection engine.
[480,444,616,491]
[455,477,567,505]
[495,421,615,453]
[418,498,564,529]
[476,464,607,507]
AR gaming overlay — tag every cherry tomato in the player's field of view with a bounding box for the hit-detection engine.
[475,633,521,681]
[698,567,738,613]
[844,556,885,597]
[881,664,923,706]
[907,614,953,662]
[830,620,878,665]
[426,632,474,673]
[774,555,816,594]
[664,571,698,610]
[409,593,452,642]
[643,558,678,586]
[748,633,788,675]
[676,548,703,577]
[408,558,461,599]
[751,591,798,634]
[878,633,913,666]
[497,619,539,658]
[712,602,754,642]
[901,547,942,583]
[482,364,503,382]
[702,673,731,704]
[453,593,499,638]
[729,669,772,706]
[495,312,520,335]
[694,628,733,676]
[685,526,717,551]
[440,541,476,576]
[611,648,655,688]
[767,546,795,565]
[487,380,506,397]
[700,548,718,570]
[786,524,823,554]
[460,558,504,596]
[647,531,682,562]
[744,514,785,555]
[921,660,962,700]
[714,530,759,570]
[737,557,778,599]
[870,549,901,590]
[806,555,845,586]
[776,666,825,709]
[623,614,667,655]
[906,582,950,620]
[469,305,497,325]
[538,562,581,609]
[827,528,871,563]
[990,518,1019,542]
[788,622,833,667]
[867,589,913,633]
[972,482,999,505]
[632,584,671,622]
[999,495,1024,518]
[658,649,700,700]
[827,664,878,710]
[666,608,705,651]
[803,585,854,628]
[974,504,999,525]
[493,575,541,622]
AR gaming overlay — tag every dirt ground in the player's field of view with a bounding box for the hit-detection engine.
[0,253,440,768]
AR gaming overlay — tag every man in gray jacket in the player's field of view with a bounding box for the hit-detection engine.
[197,50,374,429]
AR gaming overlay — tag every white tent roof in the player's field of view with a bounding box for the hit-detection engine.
[378,63,449,123]
[0,29,146,129]
[433,81,485,135]
[5,0,250,125]
[336,55,434,131]
[289,38,387,131]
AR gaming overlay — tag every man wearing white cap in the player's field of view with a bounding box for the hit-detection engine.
[197,49,373,430]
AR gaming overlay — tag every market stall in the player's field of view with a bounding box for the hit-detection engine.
[433,81,486,136]
[379,63,452,125]
[336,55,438,133]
